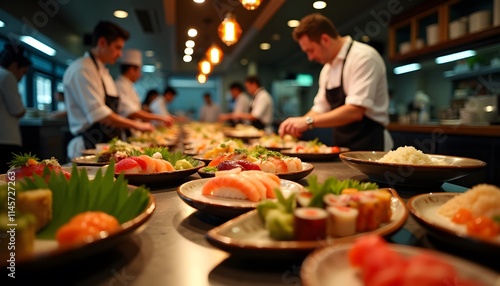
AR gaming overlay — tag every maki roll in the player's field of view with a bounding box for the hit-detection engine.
[294,207,327,241]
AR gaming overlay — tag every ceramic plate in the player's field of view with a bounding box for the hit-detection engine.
[72,155,108,166]
[339,151,486,188]
[3,187,155,270]
[117,161,205,187]
[300,243,499,286]
[281,147,350,162]
[223,131,264,141]
[191,155,212,165]
[407,192,500,254]
[81,149,97,156]
[206,189,409,259]
[177,178,304,219]
[197,162,315,181]
[0,166,103,181]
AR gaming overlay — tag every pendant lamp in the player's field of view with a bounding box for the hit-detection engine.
[218,13,242,46]
[198,58,212,75]
[240,0,261,10]
[206,44,224,65]
[197,73,207,84]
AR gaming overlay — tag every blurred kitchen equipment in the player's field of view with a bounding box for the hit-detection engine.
[415,38,425,50]
[469,10,491,33]
[494,0,500,26]
[426,23,439,46]
[399,41,411,54]
[460,95,497,125]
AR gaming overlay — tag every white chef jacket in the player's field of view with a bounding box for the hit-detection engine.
[250,87,274,130]
[310,36,393,150]
[63,52,119,158]
[115,75,141,118]
[149,96,171,116]
[200,103,221,122]
[233,92,250,114]
[0,66,25,146]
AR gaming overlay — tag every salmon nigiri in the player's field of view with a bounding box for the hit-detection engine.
[202,174,261,202]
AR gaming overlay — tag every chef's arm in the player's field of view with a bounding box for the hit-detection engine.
[309,104,365,128]
[129,110,174,126]
[99,112,154,131]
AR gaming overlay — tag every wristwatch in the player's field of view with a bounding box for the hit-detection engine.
[305,116,314,130]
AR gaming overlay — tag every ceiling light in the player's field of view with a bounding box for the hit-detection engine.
[184,47,194,55]
[188,28,198,37]
[185,40,195,48]
[193,0,205,3]
[183,55,192,62]
[313,1,327,9]
[393,63,421,75]
[145,50,154,57]
[206,44,224,65]
[287,20,300,28]
[0,20,5,28]
[142,65,155,73]
[198,59,212,74]
[240,0,261,10]
[197,73,207,84]
[20,36,56,56]
[435,50,476,64]
[260,42,271,50]
[113,10,128,19]
[218,12,242,46]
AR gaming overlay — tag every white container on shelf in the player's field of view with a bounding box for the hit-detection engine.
[449,19,467,39]
[426,23,439,46]
[469,10,491,32]
[415,38,425,49]
[494,0,500,26]
[399,41,411,54]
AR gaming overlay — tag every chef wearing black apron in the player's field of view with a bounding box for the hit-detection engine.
[326,41,384,151]
[79,51,123,149]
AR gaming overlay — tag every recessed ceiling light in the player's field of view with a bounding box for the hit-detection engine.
[0,20,5,28]
[142,65,155,73]
[240,58,248,65]
[193,0,205,3]
[185,40,195,48]
[184,47,194,55]
[113,10,128,19]
[287,20,300,28]
[20,36,56,56]
[313,1,327,9]
[183,55,192,62]
[393,63,421,74]
[188,28,198,37]
[145,50,154,57]
[260,42,271,50]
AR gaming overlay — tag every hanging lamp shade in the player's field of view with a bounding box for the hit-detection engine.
[206,44,224,65]
[240,0,261,10]
[198,58,212,75]
[217,13,242,46]
[197,73,207,84]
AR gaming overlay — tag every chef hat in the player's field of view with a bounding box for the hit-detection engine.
[120,49,142,67]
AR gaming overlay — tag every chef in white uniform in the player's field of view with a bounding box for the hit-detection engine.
[115,49,173,127]
[64,21,153,159]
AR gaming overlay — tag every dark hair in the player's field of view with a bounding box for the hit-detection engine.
[164,86,177,96]
[203,93,211,99]
[0,44,32,68]
[229,82,243,91]
[142,89,159,105]
[92,21,130,46]
[292,13,339,43]
[245,76,260,87]
[120,64,136,74]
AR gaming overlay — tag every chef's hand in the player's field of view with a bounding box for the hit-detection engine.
[134,121,155,132]
[159,115,174,127]
[278,117,308,138]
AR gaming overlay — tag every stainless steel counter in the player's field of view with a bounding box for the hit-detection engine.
[11,162,499,284]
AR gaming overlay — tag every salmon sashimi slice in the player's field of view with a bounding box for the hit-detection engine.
[202,174,261,202]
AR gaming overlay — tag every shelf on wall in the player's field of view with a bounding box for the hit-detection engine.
[444,65,500,80]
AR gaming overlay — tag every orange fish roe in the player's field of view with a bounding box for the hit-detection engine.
[452,208,500,239]
[56,211,120,247]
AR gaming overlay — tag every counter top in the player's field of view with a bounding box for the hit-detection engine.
[387,122,500,137]
[19,117,68,127]
[13,161,498,284]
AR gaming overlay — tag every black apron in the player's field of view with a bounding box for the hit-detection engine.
[249,89,266,130]
[79,52,122,149]
[326,41,384,151]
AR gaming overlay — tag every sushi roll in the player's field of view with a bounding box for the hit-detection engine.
[294,207,328,241]
[372,189,393,223]
[323,194,350,208]
[327,206,359,237]
[349,196,382,232]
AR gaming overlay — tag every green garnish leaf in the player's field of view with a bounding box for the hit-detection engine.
[7,152,39,168]
[202,166,218,173]
[130,147,198,167]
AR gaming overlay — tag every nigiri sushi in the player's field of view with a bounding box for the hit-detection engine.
[115,157,143,174]
[202,174,261,202]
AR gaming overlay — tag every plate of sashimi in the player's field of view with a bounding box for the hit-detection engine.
[281,139,349,162]
[111,148,205,187]
[177,169,304,219]
[197,147,315,181]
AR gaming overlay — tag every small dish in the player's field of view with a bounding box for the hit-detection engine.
[81,149,97,156]
[71,155,108,166]
[407,192,500,255]
[339,151,486,188]
[300,243,499,286]
[197,162,315,181]
[281,147,349,162]
[177,178,304,219]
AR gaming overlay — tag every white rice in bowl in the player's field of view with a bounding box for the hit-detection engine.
[377,146,435,165]
[438,184,500,218]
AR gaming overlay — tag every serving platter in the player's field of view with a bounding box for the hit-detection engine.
[81,149,97,156]
[205,189,409,259]
[281,147,350,162]
[177,178,303,219]
[407,192,500,255]
[300,243,499,286]
[197,162,315,181]
[71,155,108,167]
[339,151,486,188]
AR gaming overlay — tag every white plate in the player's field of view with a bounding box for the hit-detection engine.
[177,178,303,219]
[300,243,499,286]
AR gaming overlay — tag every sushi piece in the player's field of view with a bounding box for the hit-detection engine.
[296,191,313,207]
[372,189,393,223]
[255,159,276,173]
[327,206,359,237]
[323,194,350,207]
[283,157,302,172]
[115,157,142,174]
[201,174,261,202]
[241,171,279,199]
[348,195,383,232]
[294,207,328,241]
[17,189,52,231]
[268,157,288,173]
[138,155,157,173]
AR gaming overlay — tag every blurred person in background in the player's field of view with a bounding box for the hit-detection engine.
[0,44,31,173]
[219,81,250,126]
[149,86,187,122]
[63,21,153,159]
[199,92,221,123]
[142,89,159,112]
